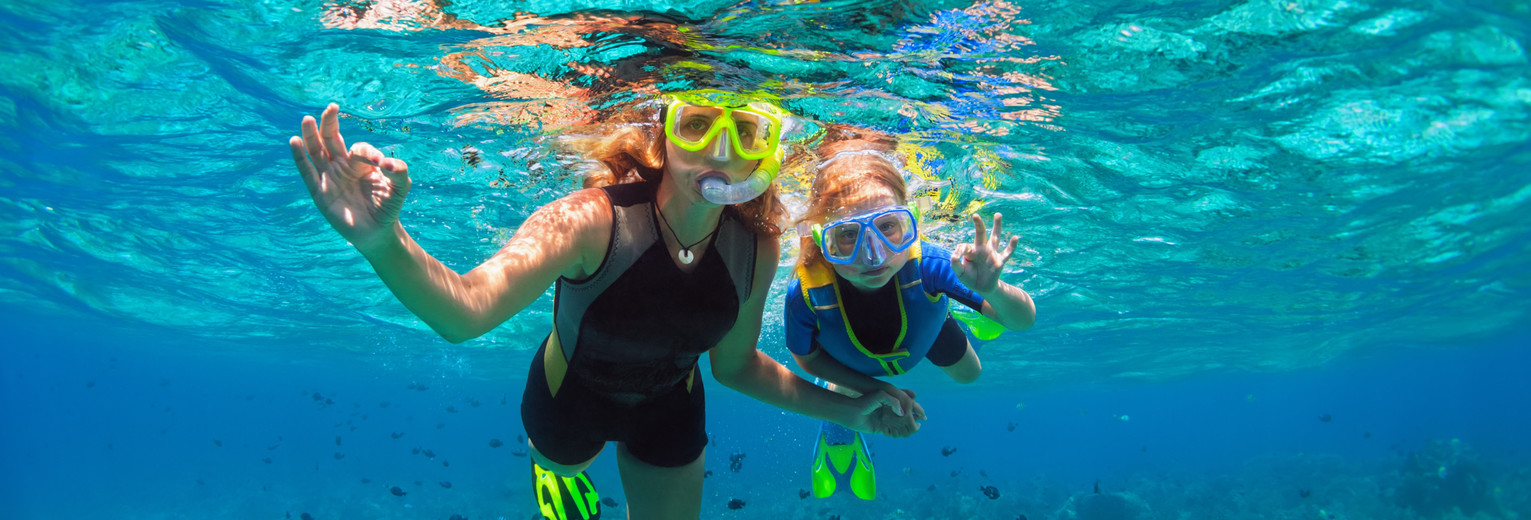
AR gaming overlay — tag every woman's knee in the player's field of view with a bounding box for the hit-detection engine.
[530,441,600,476]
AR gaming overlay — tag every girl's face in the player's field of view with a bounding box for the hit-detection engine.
[663,136,760,207]
[821,183,910,291]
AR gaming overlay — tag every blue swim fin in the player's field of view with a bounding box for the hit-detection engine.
[810,421,876,500]
[533,461,601,520]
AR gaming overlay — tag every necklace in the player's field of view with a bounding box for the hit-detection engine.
[654,205,718,265]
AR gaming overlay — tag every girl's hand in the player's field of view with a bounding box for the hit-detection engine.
[288,103,412,253]
[951,213,1019,294]
[884,386,927,423]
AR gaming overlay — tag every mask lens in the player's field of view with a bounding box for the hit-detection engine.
[729,110,775,155]
[872,210,916,249]
[672,105,724,145]
[820,222,861,262]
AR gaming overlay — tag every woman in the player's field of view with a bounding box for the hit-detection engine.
[784,131,1036,500]
[287,93,917,520]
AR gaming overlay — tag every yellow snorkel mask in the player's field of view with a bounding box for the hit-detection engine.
[662,90,789,205]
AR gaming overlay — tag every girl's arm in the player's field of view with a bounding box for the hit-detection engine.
[709,235,917,437]
[977,281,1035,331]
[951,213,1036,331]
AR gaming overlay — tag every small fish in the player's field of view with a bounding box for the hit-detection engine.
[439,481,452,489]
[941,446,957,457]
[335,436,342,446]
[1017,515,1028,520]
[516,434,525,443]
[442,461,449,467]
[704,470,713,478]
[268,444,280,450]
[1007,422,1018,432]
[422,449,436,458]
[392,432,405,440]
[980,470,988,477]
[729,451,746,472]
[1093,480,1101,494]
[512,449,528,458]
[1299,489,1311,499]
[449,515,468,520]
[213,440,223,447]
[379,401,391,408]
[412,447,421,455]
[360,478,371,484]
[1319,413,1333,423]
[262,457,272,464]
[469,399,481,408]
[333,452,345,460]
[390,486,407,497]
[600,497,618,507]
[950,469,961,477]
[927,484,936,491]
[488,439,503,448]
[414,481,422,486]
[445,406,458,413]
[726,498,746,510]
[980,485,1000,499]
[798,489,810,499]
[312,393,323,402]
[300,513,313,520]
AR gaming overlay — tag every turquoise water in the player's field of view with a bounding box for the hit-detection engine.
[2,0,1529,518]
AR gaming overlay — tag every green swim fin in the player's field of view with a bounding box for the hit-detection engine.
[809,421,876,500]
[953,307,1004,341]
[533,461,601,520]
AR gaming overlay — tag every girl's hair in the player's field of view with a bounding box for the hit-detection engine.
[565,101,788,237]
[795,126,907,270]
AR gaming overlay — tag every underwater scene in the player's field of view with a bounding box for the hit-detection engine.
[2,0,1529,518]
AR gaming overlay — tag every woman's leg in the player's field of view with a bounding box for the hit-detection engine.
[530,441,602,476]
[616,443,705,520]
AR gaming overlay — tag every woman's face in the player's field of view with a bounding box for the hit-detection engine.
[663,136,760,206]
[821,183,910,291]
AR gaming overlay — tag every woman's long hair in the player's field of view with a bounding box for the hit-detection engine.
[794,126,907,271]
[564,101,788,238]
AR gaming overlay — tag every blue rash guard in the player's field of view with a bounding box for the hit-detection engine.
[785,241,985,377]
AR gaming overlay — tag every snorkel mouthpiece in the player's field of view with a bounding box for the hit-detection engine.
[700,149,781,205]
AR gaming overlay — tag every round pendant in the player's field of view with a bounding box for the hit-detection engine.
[678,248,695,265]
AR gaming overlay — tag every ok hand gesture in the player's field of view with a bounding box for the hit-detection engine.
[288,103,412,252]
[951,213,1019,294]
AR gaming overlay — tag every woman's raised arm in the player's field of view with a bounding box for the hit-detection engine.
[290,103,609,342]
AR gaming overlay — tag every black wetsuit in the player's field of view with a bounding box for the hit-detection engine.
[522,180,755,467]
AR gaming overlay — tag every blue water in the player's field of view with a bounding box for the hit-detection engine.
[3,0,1530,518]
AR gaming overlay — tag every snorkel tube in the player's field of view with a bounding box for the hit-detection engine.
[700,147,782,205]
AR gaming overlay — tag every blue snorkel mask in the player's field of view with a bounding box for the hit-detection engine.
[810,206,920,268]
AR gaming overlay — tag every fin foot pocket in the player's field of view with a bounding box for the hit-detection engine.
[534,462,602,520]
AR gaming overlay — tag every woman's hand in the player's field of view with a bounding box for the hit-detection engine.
[951,213,1019,294]
[845,390,922,438]
[289,103,412,253]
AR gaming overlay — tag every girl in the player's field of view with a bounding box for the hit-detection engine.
[784,132,1037,500]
